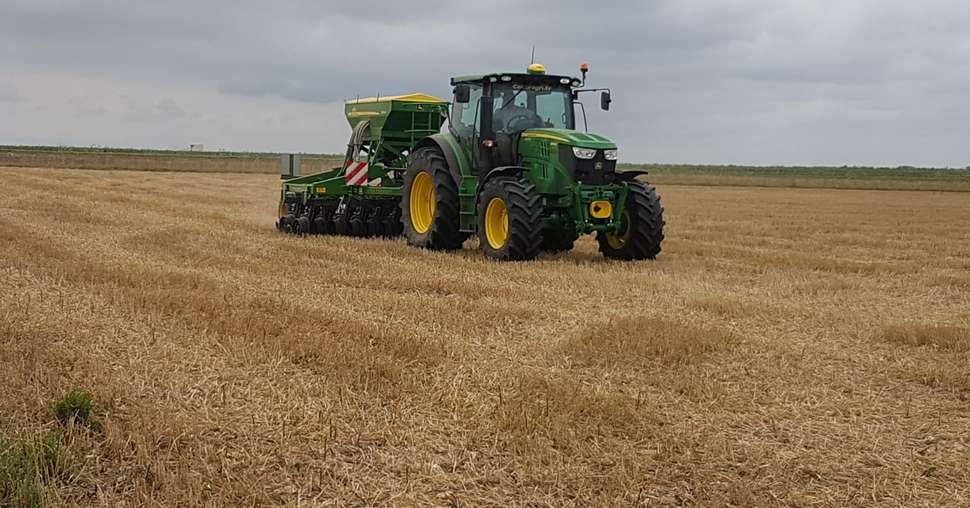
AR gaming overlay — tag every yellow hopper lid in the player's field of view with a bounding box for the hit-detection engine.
[346,93,447,105]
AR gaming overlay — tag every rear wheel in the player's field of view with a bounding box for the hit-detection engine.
[401,148,466,250]
[477,178,543,261]
[597,181,665,260]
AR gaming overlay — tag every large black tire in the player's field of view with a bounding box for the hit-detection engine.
[597,181,665,260]
[541,225,579,253]
[401,147,466,250]
[477,177,543,261]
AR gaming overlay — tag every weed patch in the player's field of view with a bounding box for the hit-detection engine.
[0,432,69,507]
[54,390,97,430]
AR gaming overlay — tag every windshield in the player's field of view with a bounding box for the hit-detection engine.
[492,83,573,134]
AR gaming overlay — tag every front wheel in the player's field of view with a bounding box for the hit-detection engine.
[477,178,543,261]
[597,181,665,260]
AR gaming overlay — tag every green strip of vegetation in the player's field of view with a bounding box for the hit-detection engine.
[0,145,342,159]
[5,146,969,187]
[622,163,970,183]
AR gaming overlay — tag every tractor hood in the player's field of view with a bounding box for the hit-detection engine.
[520,129,616,150]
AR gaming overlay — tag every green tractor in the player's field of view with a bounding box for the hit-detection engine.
[278,63,664,261]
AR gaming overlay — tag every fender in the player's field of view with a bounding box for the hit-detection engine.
[415,133,470,185]
[615,170,648,182]
[481,165,526,187]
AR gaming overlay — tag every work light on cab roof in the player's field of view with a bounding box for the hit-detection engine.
[277,62,664,261]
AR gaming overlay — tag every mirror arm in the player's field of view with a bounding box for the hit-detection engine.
[573,87,611,94]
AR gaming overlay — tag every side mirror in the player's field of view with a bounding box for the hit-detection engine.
[600,90,611,111]
[454,85,470,104]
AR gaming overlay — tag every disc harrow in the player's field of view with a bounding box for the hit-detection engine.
[277,197,404,238]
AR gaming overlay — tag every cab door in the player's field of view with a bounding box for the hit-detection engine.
[448,83,482,172]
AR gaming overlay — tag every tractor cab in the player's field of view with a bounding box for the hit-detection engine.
[449,64,605,172]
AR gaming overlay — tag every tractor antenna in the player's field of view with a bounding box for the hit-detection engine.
[530,46,535,64]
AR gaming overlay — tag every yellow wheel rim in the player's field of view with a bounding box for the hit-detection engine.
[484,197,509,249]
[605,211,631,250]
[410,171,435,234]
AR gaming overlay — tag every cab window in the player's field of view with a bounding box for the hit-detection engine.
[492,84,573,134]
[450,84,482,140]
[535,92,571,129]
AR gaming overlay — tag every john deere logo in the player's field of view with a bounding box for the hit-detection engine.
[595,162,604,170]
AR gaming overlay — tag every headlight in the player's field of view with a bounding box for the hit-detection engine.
[572,147,596,159]
[604,149,618,161]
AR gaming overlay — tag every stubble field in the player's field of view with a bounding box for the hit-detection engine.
[1,166,969,506]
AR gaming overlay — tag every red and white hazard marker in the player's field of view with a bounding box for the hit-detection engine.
[345,161,368,186]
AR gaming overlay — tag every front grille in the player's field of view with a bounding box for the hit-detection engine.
[558,146,617,185]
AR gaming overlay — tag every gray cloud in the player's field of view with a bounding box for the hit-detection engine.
[0,83,21,103]
[0,0,968,165]
[155,98,185,119]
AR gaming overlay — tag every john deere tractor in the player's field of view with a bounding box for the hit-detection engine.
[278,63,664,261]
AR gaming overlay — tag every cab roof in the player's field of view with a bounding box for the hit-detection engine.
[450,72,581,86]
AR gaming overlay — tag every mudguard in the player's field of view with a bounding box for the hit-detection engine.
[615,169,649,181]
[481,166,526,187]
[415,133,470,185]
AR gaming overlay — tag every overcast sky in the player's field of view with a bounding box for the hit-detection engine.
[1,0,968,166]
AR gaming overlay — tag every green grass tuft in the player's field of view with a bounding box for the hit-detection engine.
[53,390,95,428]
[0,432,68,507]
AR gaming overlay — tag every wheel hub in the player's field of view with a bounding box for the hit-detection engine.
[410,171,435,234]
[484,197,509,249]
